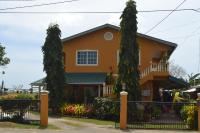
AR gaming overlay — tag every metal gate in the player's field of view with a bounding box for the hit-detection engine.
[0,99,40,123]
[115,101,198,130]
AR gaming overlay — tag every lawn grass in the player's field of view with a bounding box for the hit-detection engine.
[64,117,115,126]
[0,122,59,129]
[62,121,84,128]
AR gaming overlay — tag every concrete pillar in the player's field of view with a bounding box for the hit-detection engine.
[120,91,128,130]
[198,93,200,131]
[40,90,49,127]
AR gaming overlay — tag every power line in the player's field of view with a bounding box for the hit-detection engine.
[140,8,200,13]
[0,11,122,13]
[150,18,200,35]
[0,0,79,11]
[0,8,200,14]
[145,0,187,34]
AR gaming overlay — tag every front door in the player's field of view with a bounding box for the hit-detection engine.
[84,86,98,103]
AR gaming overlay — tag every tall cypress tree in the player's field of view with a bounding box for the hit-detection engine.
[116,0,141,101]
[42,24,65,112]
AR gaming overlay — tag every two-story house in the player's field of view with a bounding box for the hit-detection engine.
[31,24,187,103]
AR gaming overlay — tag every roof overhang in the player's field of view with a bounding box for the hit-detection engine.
[62,23,177,53]
[65,73,107,85]
[154,76,189,89]
[30,73,107,86]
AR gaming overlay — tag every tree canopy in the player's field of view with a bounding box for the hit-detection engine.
[42,24,65,112]
[169,61,186,79]
[0,44,10,66]
[116,0,141,101]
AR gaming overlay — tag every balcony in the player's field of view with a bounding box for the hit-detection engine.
[102,62,170,96]
[140,61,169,85]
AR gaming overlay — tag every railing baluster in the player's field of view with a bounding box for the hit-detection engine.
[140,61,169,78]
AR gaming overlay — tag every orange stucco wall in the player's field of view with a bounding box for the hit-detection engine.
[63,27,172,73]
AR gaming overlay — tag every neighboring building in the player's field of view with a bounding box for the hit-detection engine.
[31,24,188,103]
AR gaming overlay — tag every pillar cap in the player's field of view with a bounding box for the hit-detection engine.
[120,91,128,95]
[40,90,49,94]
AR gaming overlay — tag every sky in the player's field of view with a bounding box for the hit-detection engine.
[0,0,200,89]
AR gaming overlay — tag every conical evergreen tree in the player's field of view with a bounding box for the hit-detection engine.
[116,0,141,101]
[42,24,65,112]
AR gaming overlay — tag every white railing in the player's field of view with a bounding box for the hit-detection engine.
[140,62,169,79]
[103,84,114,96]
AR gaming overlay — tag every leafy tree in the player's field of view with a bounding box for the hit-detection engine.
[169,61,186,78]
[116,0,141,101]
[0,44,10,66]
[42,24,65,112]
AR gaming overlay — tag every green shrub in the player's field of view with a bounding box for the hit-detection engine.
[93,97,117,120]
[180,104,197,129]
[15,94,34,100]
[152,105,161,118]
[0,93,35,100]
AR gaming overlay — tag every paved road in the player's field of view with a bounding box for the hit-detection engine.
[0,127,199,133]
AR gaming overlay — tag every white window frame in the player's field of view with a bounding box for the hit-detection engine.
[76,50,98,66]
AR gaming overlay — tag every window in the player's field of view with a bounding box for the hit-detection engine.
[104,32,113,41]
[77,50,98,65]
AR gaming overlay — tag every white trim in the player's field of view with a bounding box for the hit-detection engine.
[76,50,98,66]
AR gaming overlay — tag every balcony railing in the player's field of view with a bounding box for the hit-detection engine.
[103,84,114,96]
[140,62,169,79]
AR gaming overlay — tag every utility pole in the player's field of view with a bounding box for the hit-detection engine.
[1,71,5,95]
[198,37,200,73]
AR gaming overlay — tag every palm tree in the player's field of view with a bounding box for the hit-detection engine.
[188,73,200,86]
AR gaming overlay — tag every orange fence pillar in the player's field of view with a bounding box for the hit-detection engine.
[40,90,49,127]
[120,90,128,130]
[198,93,200,131]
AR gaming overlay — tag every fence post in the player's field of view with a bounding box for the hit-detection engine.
[198,93,200,131]
[40,90,49,127]
[120,90,128,130]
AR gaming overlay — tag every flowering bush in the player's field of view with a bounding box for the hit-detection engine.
[60,104,93,117]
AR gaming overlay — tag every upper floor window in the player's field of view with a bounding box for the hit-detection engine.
[76,50,98,65]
